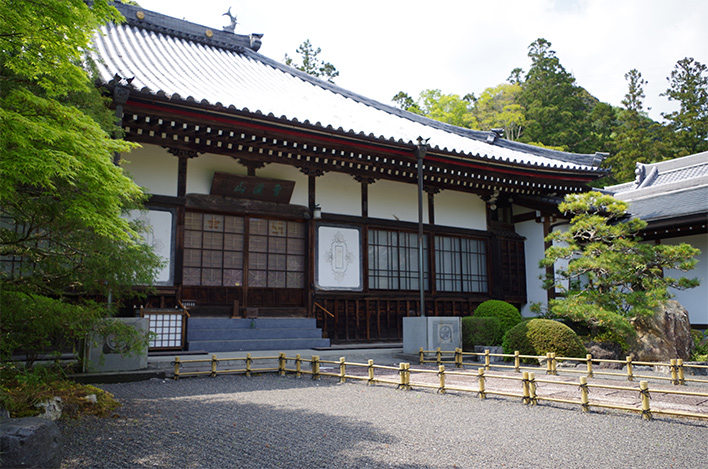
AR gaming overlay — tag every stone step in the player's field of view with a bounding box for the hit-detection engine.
[186,337,331,352]
[187,317,317,330]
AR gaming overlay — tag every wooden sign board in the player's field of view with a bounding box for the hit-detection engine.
[211,172,295,204]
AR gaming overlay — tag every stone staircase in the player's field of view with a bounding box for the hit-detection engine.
[186,317,330,352]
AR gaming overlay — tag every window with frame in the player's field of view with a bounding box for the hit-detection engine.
[435,235,487,293]
[368,229,428,290]
[183,213,305,288]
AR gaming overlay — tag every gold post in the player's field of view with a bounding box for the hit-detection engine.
[522,371,530,404]
[478,368,486,399]
[484,349,491,371]
[367,359,375,385]
[295,354,302,378]
[339,357,346,384]
[174,357,181,380]
[312,355,320,380]
[579,376,589,412]
[677,359,685,385]
[419,347,424,365]
[586,354,593,378]
[528,372,537,406]
[514,351,520,373]
[438,365,446,393]
[279,353,286,376]
[640,381,652,420]
[626,356,634,382]
[246,353,252,377]
[670,359,678,385]
[211,354,218,377]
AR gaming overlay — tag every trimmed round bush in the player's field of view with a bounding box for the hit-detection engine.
[474,300,522,334]
[461,316,503,350]
[502,318,587,358]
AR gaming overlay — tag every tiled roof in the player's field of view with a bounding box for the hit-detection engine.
[91,2,605,174]
[605,151,708,222]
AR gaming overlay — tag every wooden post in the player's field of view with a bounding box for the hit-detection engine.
[477,368,486,399]
[436,348,442,366]
[295,354,302,378]
[419,347,424,365]
[339,357,346,384]
[670,359,678,385]
[550,352,557,375]
[398,363,406,389]
[455,348,462,369]
[174,357,181,380]
[211,354,218,378]
[579,376,589,412]
[626,356,634,382]
[312,355,320,380]
[279,353,287,376]
[677,359,685,385]
[528,372,537,406]
[367,359,375,385]
[484,349,491,371]
[514,351,520,373]
[438,365,446,393]
[586,354,593,378]
[522,371,530,404]
[546,353,553,375]
[404,363,411,390]
[246,353,252,377]
[640,381,652,420]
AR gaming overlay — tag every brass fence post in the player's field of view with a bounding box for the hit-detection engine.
[174,357,181,380]
[586,354,593,378]
[246,353,252,377]
[478,368,486,399]
[640,381,652,420]
[484,349,491,371]
[312,355,320,380]
[211,354,218,378]
[522,371,530,404]
[670,359,678,385]
[339,357,346,384]
[528,372,537,405]
[514,351,520,373]
[367,359,375,385]
[626,356,634,382]
[579,376,590,412]
[677,359,685,385]
[438,365,446,393]
[295,354,302,378]
[279,353,286,376]
[419,347,425,365]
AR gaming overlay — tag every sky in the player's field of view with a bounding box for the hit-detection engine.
[135,0,708,122]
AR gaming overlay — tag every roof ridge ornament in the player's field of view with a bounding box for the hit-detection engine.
[222,7,237,33]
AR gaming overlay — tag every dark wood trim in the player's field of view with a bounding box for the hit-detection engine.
[543,215,555,302]
[185,194,309,219]
[177,156,188,198]
[427,191,435,226]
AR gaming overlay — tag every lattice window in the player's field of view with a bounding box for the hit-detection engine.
[368,229,428,290]
[183,212,245,286]
[435,235,487,293]
[247,219,305,288]
[142,310,185,349]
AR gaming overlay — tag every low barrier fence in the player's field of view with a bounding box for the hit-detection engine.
[418,348,708,386]
[171,352,708,422]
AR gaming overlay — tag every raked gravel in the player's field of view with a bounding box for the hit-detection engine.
[58,374,708,468]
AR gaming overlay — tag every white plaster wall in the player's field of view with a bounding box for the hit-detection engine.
[186,153,246,194]
[315,172,361,217]
[120,144,178,196]
[257,164,309,207]
[434,190,487,230]
[516,218,547,317]
[369,180,427,223]
[663,234,708,326]
[126,209,174,285]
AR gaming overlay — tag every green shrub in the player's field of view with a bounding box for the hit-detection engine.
[461,316,503,350]
[502,318,587,358]
[474,300,522,333]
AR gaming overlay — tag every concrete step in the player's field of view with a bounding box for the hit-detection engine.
[186,337,331,352]
[187,318,317,330]
[187,327,324,341]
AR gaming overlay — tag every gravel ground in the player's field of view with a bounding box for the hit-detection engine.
[58,373,708,468]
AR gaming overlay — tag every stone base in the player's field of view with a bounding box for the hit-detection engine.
[403,317,461,355]
[0,417,62,468]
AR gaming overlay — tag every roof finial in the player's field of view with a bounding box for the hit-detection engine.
[222,7,237,33]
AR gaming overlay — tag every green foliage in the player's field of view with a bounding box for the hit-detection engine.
[0,290,150,368]
[461,316,503,350]
[472,83,526,140]
[284,39,339,83]
[662,57,708,156]
[474,300,522,334]
[502,318,587,358]
[541,192,700,342]
[691,329,708,361]
[0,0,162,299]
[415,89,477,128]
